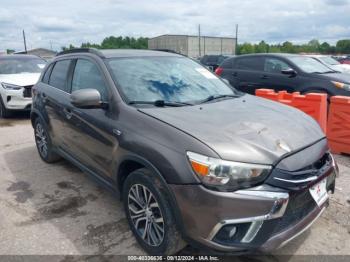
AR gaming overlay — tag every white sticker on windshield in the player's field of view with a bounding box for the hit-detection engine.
[195,68,217,79]
[38,64,45,69]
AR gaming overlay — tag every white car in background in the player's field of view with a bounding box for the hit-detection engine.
[0,55,46,118]
[308,55,350,74]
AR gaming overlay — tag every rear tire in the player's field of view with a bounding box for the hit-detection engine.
[123,168,186,255]
[34,117,61,163]
[0,96,11,118]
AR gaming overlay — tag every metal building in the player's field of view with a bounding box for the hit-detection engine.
[14,48,57,60]
[148,34,236,58]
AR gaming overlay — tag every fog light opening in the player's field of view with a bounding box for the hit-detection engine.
[228,226,237,238]
[212,223,251,245]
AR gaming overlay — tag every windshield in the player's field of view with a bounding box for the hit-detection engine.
[107,56,237,104]
[0,57,46,74]
[318,56,340,66]
[289,56,334,73]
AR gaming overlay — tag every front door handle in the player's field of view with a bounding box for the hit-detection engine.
[42,93,47,103]
[63,108,73,120]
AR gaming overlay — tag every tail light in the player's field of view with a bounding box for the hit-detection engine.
[215,67,223,76]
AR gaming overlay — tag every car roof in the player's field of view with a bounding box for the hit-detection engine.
[57,48,183,59]
[232,53,302,59]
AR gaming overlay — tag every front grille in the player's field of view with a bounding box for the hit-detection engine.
[273,190,317,234]
[266,152,333,191]
[23,85,33,98]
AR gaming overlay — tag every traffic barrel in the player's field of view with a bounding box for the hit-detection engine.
[327,96,350,154]
[255,89,328,134]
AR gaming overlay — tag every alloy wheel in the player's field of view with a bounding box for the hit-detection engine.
[128,184,165,246]
[35,123,48,158]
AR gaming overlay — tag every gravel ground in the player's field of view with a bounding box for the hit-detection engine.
[0,114,349,260]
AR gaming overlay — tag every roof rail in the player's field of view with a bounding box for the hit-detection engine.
[56,48,105,58]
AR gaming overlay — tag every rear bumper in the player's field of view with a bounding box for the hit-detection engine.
[170,169,336,253]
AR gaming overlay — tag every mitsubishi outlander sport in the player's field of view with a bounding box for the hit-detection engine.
[31,48,337,255]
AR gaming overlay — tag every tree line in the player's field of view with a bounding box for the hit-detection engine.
[62,36,148,51]
[238,39,350,55]
[61,37,350,55]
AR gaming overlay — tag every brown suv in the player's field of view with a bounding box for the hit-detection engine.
[31,48,337,254]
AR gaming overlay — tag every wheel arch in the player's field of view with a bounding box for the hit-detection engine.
[115,155,168,194]
[298,87,334,96]
[115,155,187,238]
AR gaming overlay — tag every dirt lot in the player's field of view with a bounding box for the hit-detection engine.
[0,114,349,259]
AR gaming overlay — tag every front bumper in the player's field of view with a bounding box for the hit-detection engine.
[170,168,336,253]
[1,88,32,110]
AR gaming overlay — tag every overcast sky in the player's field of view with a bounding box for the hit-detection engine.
[0,0,349,51]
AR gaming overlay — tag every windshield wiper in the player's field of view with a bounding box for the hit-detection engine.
[128,100,193,107]
[198,94,239,104]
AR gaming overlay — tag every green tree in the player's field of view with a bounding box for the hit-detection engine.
[81,42,101,49]
[280,41,295,53]
[238,43,255,54]
[336,39,350,53]
[307,39,320,53]
[255,41,269,53]
[319,42,331,54]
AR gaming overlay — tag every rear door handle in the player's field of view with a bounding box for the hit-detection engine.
[63,108,73,120]
[261,75,269,79]
[232,72,238,77]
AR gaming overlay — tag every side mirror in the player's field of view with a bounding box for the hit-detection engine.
[70,89,104,109]
[281,68,297,77]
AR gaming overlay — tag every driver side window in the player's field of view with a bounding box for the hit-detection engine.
[264,58,290,74]
[72,59,108,101]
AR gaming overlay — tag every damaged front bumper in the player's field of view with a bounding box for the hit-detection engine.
[170,150,337,253]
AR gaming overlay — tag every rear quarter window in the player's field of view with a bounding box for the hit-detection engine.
[235,57,263,71]
[221,58,233,69]
[48,60,71,92]
[42,64,53,84]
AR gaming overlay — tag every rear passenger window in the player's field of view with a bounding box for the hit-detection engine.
[235,57,263,71]
[221,59,233,69]
[72,59,108,101]
[49,60,71,92]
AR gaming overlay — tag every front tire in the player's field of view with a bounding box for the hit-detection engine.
[34,118,61,163]
[0,96,11,118]
[123,168,186,255]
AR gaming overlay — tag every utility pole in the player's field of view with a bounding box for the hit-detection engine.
[50,41,53,51]
[22,30,27,53]
[235,24,238,55]
[198,24,201,57]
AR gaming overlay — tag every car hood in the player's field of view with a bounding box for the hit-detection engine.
[139,95,325,165]
[0,73,41,86]
[334,64,350,73]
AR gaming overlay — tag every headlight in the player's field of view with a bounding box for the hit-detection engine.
[1,83,22,90]
[332,81,350,91]
[187,152,272,191]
